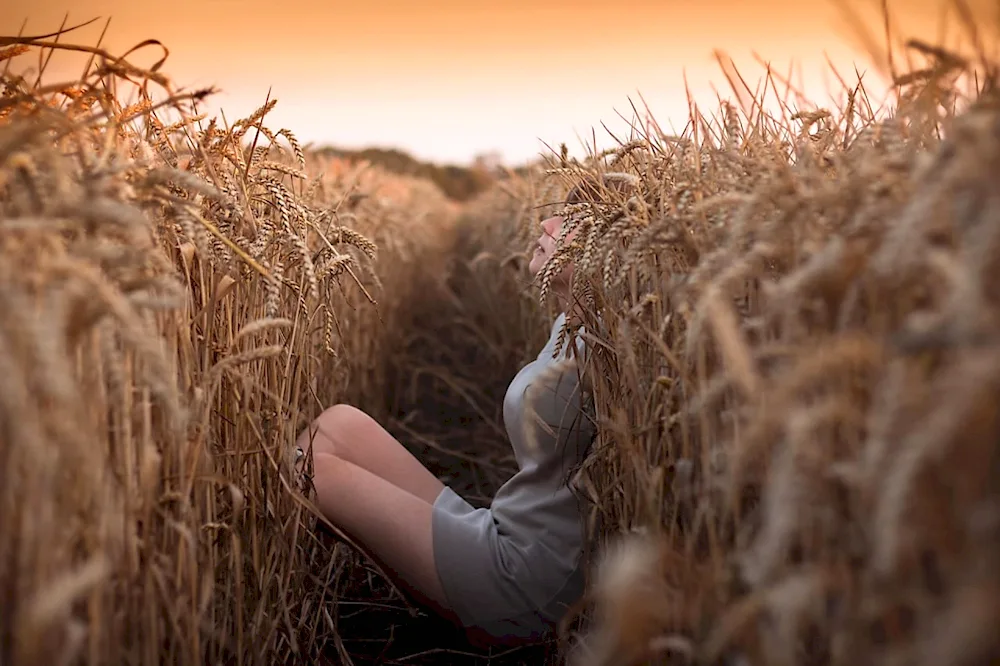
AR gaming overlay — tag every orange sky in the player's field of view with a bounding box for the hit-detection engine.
[3,0,997,164]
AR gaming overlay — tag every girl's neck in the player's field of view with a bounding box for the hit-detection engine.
[553,289,585,323]
[551,287,570,318]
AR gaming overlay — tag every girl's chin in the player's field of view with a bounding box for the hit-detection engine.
[528,253,545,272]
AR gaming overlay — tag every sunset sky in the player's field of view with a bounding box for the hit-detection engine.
[3,1,997,164]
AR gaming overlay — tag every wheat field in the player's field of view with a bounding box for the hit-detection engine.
[1,13,999,666]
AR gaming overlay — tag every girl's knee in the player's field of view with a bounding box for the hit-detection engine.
[311,450,342,476]
[299,403,367,456]
[309,452,350,507]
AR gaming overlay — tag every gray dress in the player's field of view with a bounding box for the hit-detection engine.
[431,312,596,640]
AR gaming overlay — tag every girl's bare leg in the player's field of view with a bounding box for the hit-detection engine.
[295,404,458,618]
[296,404,535,647]
[296,404,445,504]
[309,452,452,612]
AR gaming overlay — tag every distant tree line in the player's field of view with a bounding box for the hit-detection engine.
[313,146,503,202]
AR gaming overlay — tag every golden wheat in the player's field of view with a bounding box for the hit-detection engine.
[0,33,468,666]
[507,35,1000,666]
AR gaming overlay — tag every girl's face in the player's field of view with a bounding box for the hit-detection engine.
[529,214,576,286]
[529,214,562,276]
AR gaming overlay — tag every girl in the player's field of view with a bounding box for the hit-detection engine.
[295,180,605,644]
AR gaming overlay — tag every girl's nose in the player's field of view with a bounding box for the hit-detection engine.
[540,215,563,236]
